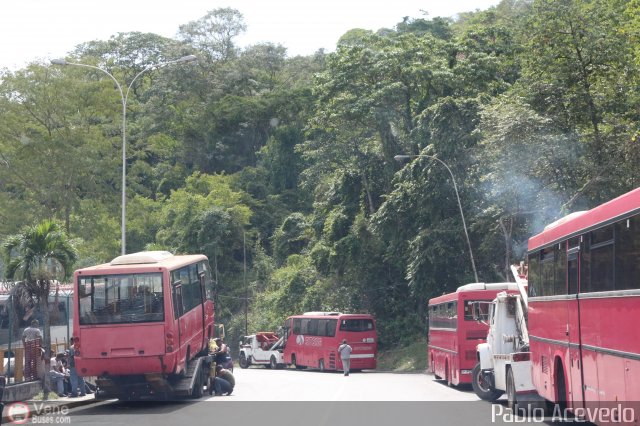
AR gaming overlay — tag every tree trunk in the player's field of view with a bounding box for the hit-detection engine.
[41,294,52,400]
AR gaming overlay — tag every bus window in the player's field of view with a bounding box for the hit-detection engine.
[589,227,614,292]
[293,318,301,335]
[327,319,337,337]
[464,300,490,321]
[172,283,184,319]
[78,273,164,324]
[339,318,374,332]
[615,216,640,290]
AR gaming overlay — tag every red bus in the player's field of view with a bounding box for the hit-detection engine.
[73,251,215,399]
[527,187,640,421]
[428,282,520,386]
[282,312,377,371]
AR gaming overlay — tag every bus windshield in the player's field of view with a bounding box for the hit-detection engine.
[78,273,164,325]
[339,318,374,332]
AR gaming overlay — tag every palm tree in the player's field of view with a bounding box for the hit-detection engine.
[2,219,78,399]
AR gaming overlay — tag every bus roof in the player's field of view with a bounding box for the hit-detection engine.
[428,282,520,305]
[287,313,373,319]
[456,282,520,292]
[528,186,640,252]
[75,251,208,274]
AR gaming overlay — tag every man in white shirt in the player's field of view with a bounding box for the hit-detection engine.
[338,339,352,376]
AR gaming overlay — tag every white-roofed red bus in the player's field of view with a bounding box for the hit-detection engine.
[282,312,377,372]
[73,251,215,399]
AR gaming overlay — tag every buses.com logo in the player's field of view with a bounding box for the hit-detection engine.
[7,402,30,424]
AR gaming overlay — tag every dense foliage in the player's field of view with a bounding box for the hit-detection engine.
[2,1,639,347]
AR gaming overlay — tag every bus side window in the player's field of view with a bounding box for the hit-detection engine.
[172,282,184,319]
[293,318,301,335]
[327,319,337,337]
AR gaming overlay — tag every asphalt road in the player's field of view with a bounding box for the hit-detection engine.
[50,368,576,426]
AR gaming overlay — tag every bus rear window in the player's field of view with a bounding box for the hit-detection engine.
[339,319,374,332]
[78,273,164,325]
[464,300,491,321]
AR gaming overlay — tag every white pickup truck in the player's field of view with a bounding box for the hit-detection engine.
[238,332,285,369]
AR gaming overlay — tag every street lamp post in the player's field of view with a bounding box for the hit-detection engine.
[394,154,479,283]
[51,55,197,255]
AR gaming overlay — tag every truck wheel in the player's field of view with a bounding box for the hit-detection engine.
[239,353,249,369]
[472,363,503,401]
[506,368,518,413]
[270,356,278,370]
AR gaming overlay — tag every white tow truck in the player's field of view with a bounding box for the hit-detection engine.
[472,265,539,412]
[238,332,285,369]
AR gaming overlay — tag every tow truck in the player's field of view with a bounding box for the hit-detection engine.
[472,265,540,412]
[238,332,285,369]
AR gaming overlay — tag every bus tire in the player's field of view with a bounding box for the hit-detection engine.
[239,353,249,369]
[192,369,203,399]
[506,367,518,412]
[472,363,503,401]
[292,354,305,370]
[319,359,325,372]
[270,356,278,370]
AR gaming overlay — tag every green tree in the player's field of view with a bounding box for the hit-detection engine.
[2,220,78,399]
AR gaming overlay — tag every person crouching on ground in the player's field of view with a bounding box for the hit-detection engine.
[215,365,235,393]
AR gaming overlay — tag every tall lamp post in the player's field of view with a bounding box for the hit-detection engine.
[51,55,197,255]
[394,154,479,283]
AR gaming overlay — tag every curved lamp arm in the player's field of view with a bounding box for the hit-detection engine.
[394,154,479,283]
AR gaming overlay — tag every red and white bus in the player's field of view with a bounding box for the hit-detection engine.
[428,282,520,386]
[527,187,640,420]
[73,251,215,399]
[282,312,377,371]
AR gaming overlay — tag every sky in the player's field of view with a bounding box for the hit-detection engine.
[1,0,501,71]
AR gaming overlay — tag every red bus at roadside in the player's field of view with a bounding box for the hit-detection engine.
[73,251,215,399]
[282,312,377,371]
[527,187,640,420]
[428,282,520,386]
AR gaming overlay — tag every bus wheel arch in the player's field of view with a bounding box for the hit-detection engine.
[445,359,452,386]
[554,357,568,410]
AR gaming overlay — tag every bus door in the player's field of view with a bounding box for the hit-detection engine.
[566,246,584,409]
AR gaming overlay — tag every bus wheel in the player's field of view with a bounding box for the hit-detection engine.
[431,357,441,379]
[319,359,325,372]
[192,370,203,399]
[292,355,305,370]
[270,356,278,370]
[506,367,518,412]
[472,363,503,401]
[239,353,249,369]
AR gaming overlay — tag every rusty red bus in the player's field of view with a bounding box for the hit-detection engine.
[73,251,215,399]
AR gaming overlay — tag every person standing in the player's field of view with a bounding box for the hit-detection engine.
[22,319,43,381]
[338,339,352,376]
[67,343,86,397]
